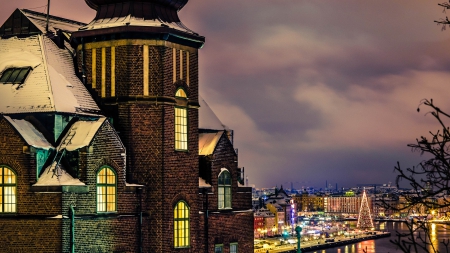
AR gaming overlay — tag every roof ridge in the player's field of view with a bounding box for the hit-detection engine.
[21,9,87,27]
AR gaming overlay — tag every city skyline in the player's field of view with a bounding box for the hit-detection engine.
[2,0,450,188]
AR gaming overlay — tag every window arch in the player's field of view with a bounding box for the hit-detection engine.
[175,88,188,151]
[0,165,17,213]
[218,170,231,209]
[175,88,187,98]
[96,166,116,212]
[174,200,190,248]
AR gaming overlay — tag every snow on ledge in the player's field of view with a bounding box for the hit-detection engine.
[34,161,85,186]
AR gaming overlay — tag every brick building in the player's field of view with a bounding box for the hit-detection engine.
[0,0,253,252]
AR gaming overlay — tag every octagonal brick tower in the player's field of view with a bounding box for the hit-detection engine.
[72,1,204,252]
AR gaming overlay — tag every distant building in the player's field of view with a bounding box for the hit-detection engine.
[293,192,324,212]
[324,195,373,217]
[264,186,297,235]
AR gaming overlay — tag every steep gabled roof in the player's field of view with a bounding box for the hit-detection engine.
[4,116,53,150]
[199,95,227,131]
[0,10,100,115]
[21,9,86,33]
[198,130,224,156]
[57,117,107,151]
[0,9,86,37]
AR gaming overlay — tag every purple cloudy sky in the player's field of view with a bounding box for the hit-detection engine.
[2,0,450,189]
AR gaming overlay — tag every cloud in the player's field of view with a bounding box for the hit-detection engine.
[3,0,450,188]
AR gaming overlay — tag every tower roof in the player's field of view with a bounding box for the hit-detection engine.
[85,0,188,11]
[74,0,204,48]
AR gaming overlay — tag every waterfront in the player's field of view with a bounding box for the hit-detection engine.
[311,221,450,253]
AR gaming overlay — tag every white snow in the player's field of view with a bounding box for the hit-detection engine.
[4,116,53,150]
[198,131,223,155]
[58,118,106,151]
[47,64,80,112]
[0,48,41,73]
[34,161,85,186]
[125,183,144,187]
[80,15,195,36]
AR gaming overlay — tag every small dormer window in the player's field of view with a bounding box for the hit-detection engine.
[0,67,31,84]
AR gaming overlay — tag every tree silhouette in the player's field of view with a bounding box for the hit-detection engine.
[385,99,450,253]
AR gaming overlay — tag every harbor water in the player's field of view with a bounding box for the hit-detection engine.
[312,221,450,253]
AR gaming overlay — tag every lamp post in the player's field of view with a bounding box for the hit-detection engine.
[295,226,302,253]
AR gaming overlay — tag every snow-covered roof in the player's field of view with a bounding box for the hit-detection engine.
[58,117,106,151]
[198,131,223,156]
[199,95,228,131]
[4,116,53,150]
[79,14,196,35]
[0,34,100,115]
[0,9,100,115]
[34,161,85,186]
[21,9,86,33]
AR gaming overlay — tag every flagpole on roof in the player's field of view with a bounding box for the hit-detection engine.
[45,0,50,32]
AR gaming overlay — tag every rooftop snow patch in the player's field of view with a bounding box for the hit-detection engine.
[0,35,100,115]
[198,131,223,156]
[4,116,53,150]
[0,48,41,73]
[34,161,84,186]
[58,117,106,151]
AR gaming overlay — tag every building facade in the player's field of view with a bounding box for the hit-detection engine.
[0,1,253,252]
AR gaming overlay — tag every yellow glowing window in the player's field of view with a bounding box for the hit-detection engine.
[175,88,188,151]
[175,107,188,150]
[97,167,116,212]
[0,166,16,213]
[174,201,190,248]
[218,170,231,209]
[175,88,187,98]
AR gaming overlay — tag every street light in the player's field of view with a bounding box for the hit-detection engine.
[295,226,302,253]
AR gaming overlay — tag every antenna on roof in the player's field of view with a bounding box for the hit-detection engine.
[45,0,50,32]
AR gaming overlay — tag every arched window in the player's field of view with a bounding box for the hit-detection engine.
[175,88,188,151]
[218,170,231,209]
[174,200,190,248]
[96,166,116,212]
[0,166,16,213]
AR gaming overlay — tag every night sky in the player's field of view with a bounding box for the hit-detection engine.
[2,0,450,189]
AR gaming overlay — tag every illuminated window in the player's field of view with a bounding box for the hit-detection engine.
[214,244,223,253]
[0,166,16,213]
[0,67,31,84]
[218,170,231,209]
[174,200,190,248]
[230,243,238,253]
[175,88,187,98]
[175,88,188,151]
[97,166,116,212]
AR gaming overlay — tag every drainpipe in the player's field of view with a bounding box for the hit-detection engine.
[81,37,87,85]
[70,205,75,253]
[138,187,143,253]
[203,188,209,253]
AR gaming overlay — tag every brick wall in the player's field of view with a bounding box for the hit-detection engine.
[0,117,62,252]
[60,120,141,253]
[199,211,254,253]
